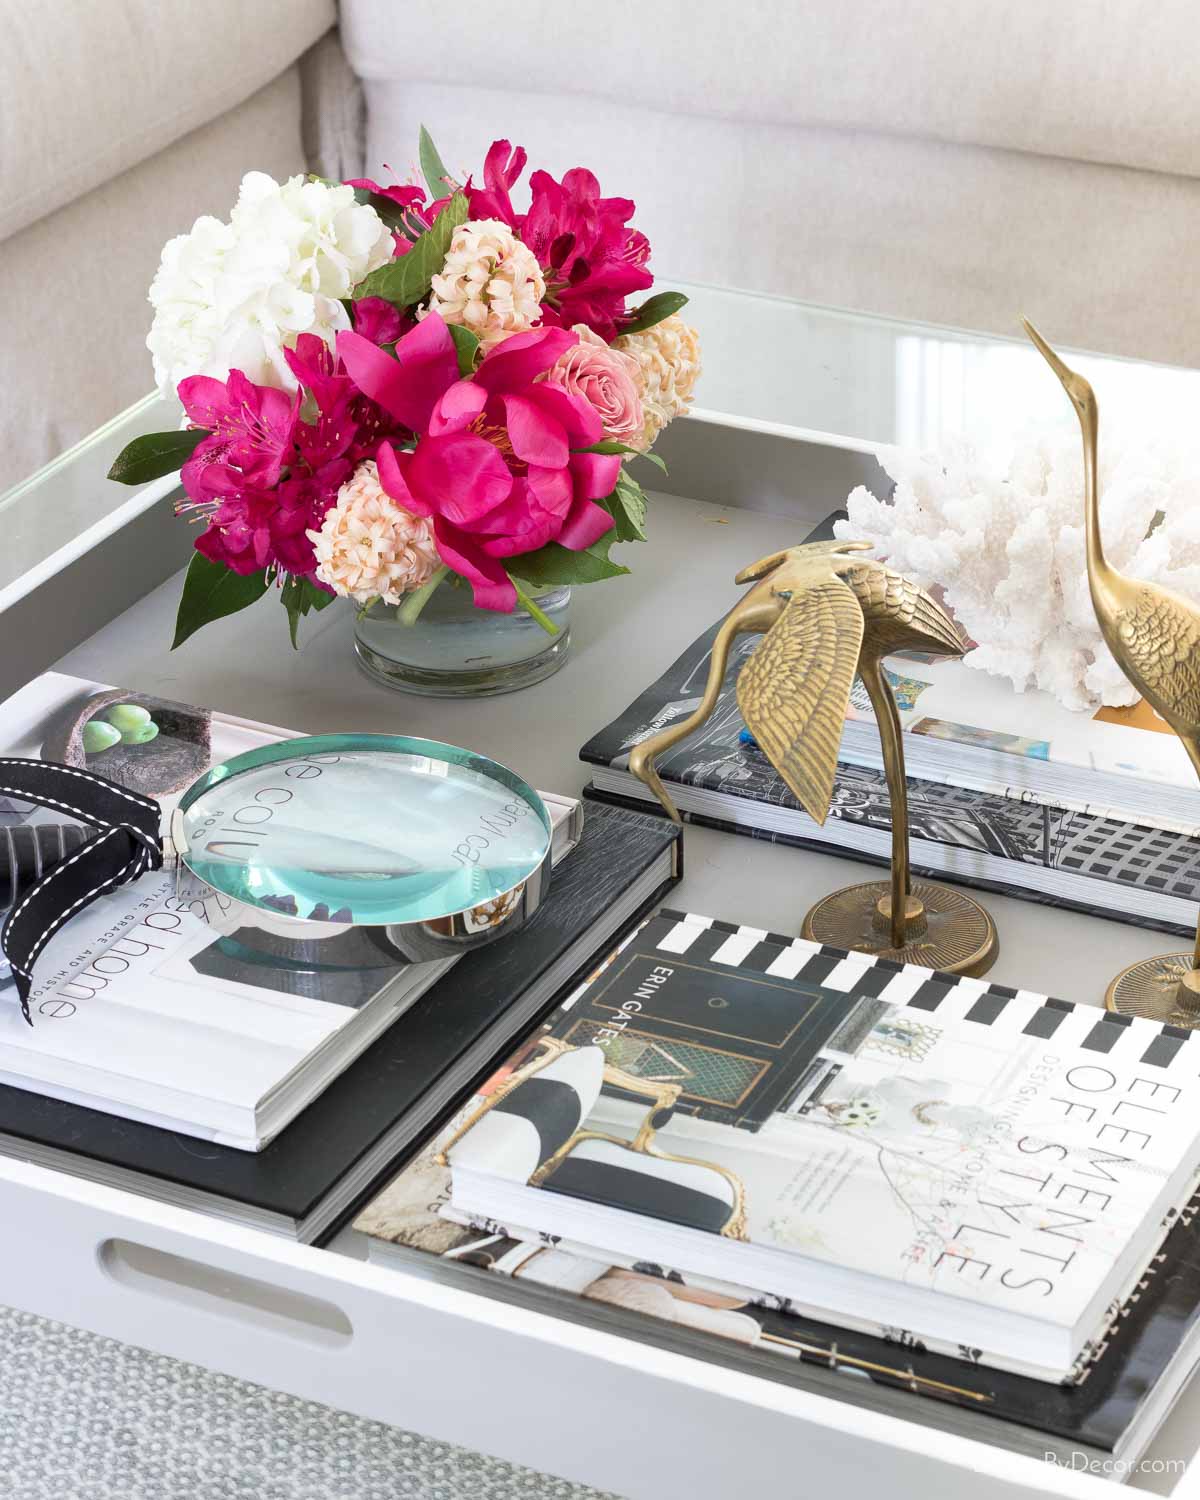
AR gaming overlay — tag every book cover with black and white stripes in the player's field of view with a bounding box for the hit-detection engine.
[441,909,1200,1382]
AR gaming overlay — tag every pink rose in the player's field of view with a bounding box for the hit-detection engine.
[549,325,645,446]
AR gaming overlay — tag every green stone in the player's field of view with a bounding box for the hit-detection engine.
[102,703,152,733]
[120,722,160,745]
[82,720,122,754]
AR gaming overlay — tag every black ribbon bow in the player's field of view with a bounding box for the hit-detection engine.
[0,759,163,1023]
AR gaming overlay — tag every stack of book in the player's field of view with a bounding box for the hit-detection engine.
[580,517,1200,938]
[0,672,681,1240]
[356,908,1200,1467]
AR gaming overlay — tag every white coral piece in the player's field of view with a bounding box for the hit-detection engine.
[837,425,1200,712]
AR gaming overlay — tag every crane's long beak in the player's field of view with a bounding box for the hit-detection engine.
[1023,314,1083,380]
[1022,317,1097,414]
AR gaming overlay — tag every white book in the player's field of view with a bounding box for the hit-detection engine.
[0,672,579,1150]
[843,650,1199,832]
[442,908,1200,1382]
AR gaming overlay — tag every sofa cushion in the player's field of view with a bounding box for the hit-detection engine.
[0,68,306,494]
[342,0,1200,182]
[1,0,334,242]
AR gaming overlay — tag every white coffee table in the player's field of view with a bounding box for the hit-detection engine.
[2,288,1198,1500]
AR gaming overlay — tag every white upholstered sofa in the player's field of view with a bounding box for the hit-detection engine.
[0,0,336,491]
[5,0,1200,491]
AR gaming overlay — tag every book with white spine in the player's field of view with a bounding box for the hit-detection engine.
[0,671,581,1150]
[440,908,1200,1383]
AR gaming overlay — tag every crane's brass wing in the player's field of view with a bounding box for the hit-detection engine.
[1113,587,1200,729]
[736,577,864,825]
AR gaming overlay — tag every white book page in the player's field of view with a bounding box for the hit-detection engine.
[842,653,1192,789]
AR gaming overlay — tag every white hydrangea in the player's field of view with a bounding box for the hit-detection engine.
[837,425,1200,712]
[147,172,394,397]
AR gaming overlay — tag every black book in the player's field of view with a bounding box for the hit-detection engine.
[0,802,680,1243]
[369,1192,1200,1466]
[580,516,1200,939]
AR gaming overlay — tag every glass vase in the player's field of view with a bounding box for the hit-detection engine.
[353,579,571,697]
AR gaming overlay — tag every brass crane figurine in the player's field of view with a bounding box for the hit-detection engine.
[630,539,999,974]
[1024,319,1200,1021]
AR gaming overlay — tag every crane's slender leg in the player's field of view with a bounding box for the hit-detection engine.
[1178,736,1200,973]
[630,598,780,824]
[858,652,911,948]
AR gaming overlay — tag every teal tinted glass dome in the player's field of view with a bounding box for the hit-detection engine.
[176,734,551,927]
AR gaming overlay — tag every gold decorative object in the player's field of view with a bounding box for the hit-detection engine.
[629,539,998,975]
[1024,319,1200,1023]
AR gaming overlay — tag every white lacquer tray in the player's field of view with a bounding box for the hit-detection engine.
[3,394,1196,1498]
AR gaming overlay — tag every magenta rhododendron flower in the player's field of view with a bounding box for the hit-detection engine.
[352,296,410,346]
[283,333,396,472]
[181,340,413,581]
[178,371,299,500]
[466,140,653,342]
[338,313,619,611]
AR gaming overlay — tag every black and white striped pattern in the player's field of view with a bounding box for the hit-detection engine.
[656,908,1197,1074]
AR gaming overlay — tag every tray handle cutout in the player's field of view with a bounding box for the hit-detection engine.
[100,1239,353,1348]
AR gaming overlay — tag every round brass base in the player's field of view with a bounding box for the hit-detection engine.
[1105,954,1200,1027]
[802,880,999,977]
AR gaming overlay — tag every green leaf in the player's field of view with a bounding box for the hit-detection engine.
[281,575,337,649]
[419,125,457,198]
[447,324,480,377]
[352,192,469,310]
[604,471,648,543]
[574,439,667,475]
[513,538,630,588]
[619,290,689,336]
[512,579,560,636]
[172,553,270,650]
[108,428,210,485]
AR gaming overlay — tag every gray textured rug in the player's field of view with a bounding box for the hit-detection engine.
[0,1304,619,1500]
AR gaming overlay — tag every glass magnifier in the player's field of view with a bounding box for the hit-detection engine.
[170,733,554,964]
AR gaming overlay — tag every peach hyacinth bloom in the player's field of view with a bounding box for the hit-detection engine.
[549,325,644,446]
[422,219,546,349]
[309,460,441,605]
[615,313,702,448]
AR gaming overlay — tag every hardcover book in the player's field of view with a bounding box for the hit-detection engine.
[0,785,680,1241]
[581,631,1200,939]
[0,672,577,1150]
[356,1077,1200,1467]
[436,910,1200,1383]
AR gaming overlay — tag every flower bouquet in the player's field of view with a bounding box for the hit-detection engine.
[109,129,701,658]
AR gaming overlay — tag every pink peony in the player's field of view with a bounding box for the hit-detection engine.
[550,325,643,446]
[337,313,619,612]
[465,141,653,342]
